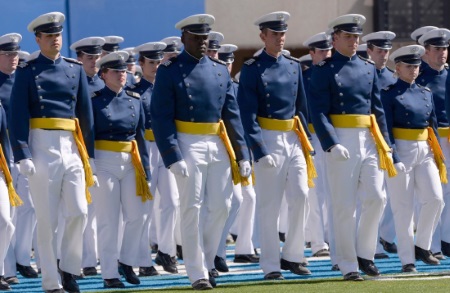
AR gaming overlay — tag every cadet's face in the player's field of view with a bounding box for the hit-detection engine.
[368,47,389,69]
[396,62,419,83]
[310,49,331,65]
[140,58,161,81]
[333,32,359,57]
[102,69,127,90]
[36,33,62,55]
[0,51,19,74]
[127,63,136,74]
[425,46,448,68]
[260,30,285,55]
[206,49,218,58]
[182,32,208,59]
[78,54,100,77]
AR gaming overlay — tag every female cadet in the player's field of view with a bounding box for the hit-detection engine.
[382,45,445,273]
[90,51,152,288]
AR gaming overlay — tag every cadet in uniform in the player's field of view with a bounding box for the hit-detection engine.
[238,11,314,280]
[383,45,445,272]
[91,51,151,288]
[206,31,224,59]
[361,31,398,259]
[150,14,251,290]
[101,36,135,86]
[9,12,96,293]
[309,14,395,281]
[70,36,106,277]
[416,28,450,259]
[160,36,182,63]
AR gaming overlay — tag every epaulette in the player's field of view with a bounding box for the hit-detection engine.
[18,62,29,68]
[445,63,449,70]
[358,55,375,65]
[162,56,177,67]
[63,57,82,65]
[208,56,226,66]
[244,57,259,66]
[232,78,239,84]
[91,91,101,98]
[382,84,394,91]
[127,83,137,90]
[126,90,140,99]
[417,84,431,92]
[283,54,300,63]
[317,57,331,67]
[385,66,394,73]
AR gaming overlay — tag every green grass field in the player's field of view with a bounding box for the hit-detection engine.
[92,276,450,293]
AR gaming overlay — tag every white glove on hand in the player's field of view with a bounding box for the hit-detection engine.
[89,158,99,187]
[239,160,252,177]
[258,155,277,168]
[19,159,36,177]
[395,162,407,173]
[330,144,350,161]
[170,160,189,177]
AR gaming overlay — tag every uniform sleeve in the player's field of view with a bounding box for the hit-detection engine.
[295,64,312,140]
[380,90,400,163]
[9,67,32,162]
[237,64,268,161]
[136,100,151,180]
[150,66,183,168]
[0,108,11,169]
[308,65,340,151]
[446,73,450,123]
[76,67,95,158]
[370,68,391,147]
[221,76,249,162]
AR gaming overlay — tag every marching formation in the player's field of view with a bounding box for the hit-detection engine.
[0,8,449,293]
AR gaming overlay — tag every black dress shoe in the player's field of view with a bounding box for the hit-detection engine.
[234,254,259,263]
[155,250,178,273]
[357,257,380,276]
[82,267,97,276]
[176,245,183,260]
[16,263,38,278]
[139,266,159,277]
[254,248,260,256]
[4,276,19,285]
[209,268,219,278]
[280,258,311,275]
[441,241,450,257]
[374,253,389,259]
[103,278,125,288]
[380,237,398,253]
[312,249,330,257]
[44,289,64,293]
[191,278,213,290]
[208,272,217,288]
[305,242,311,248]
[151,244,158,254]
[118,262,140,284]
[263,271,284,280]
[59,270,80,293]
[214,255,229,272]
[331,264,340,271]
[415,246,440,265]
[0,276,11,291]
[230,233,238,242]
[344,272,364,281]
[433,252,446,260]
[279,232,286,243]
[401,263,417,273]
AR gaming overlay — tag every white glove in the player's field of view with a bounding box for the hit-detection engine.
[89,158,99,187]
[258,154,277,168]
[19,159,36,176]
[395,162,406,173]
[330,144,350,161]
[148,181,152,192]
[170,160,189,177]
[239,160,252,177]
[92,175,100,187]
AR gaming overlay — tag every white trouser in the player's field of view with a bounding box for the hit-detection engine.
[149,141,179,257]
[0,173,14,275]
[307,134,329,254]
[278,196,289,235]
[255,129,308,275]
[234,179,256,255]
[376,182,396,254]
[217,183,243,259]
[326,128,386,276]
[82,203,97,268]
[431,138,450,252]
[91,149,147,279]
[175,133,233,283]
[5,171,36,277]
[387,139,444,265]
[28,129,87,290]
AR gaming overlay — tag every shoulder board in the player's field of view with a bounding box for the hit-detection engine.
[126,90,140,99]
[244,57,259,66]
[385,66,394,73]
[416,84,431,92]
[127,83,137,90]
[208,56,226,65]
[18,62,29,68]
[232,78,239,84]
[445,63,449,70]
[162,56,177,67]
[283,54,300,63]
[382,85,394,91]
[91,91,101,98]
[63,57,82,65]
[317,57,331,67]
[358,55,375,65]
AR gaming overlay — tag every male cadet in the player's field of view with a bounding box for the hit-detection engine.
[70,36,106,277]
[309,14,396,281]
[9,12,96,293]
[361,31,398,259]
[123,47,137,77]
[129,41,172,276]
[238,11,314,280]
[417,28,450,259]
[101,36,135,86]
[301,32,332,260]
[160,36,182,63]
[411,26,438,65]
[206,31,224,59]
[0,33,39,284]
[150,14,251,290]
